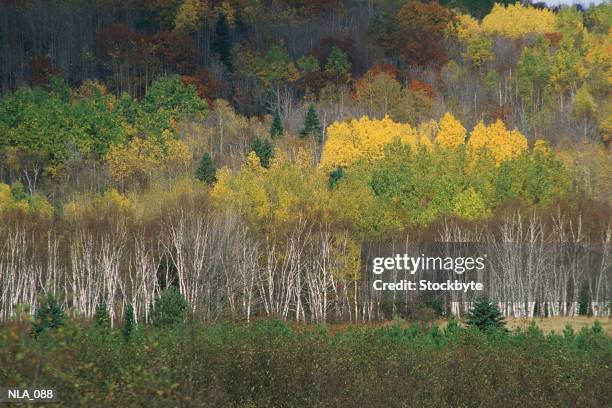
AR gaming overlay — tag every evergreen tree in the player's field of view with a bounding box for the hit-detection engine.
[93,300,111,329]
[31,294,65,337]
[466,297,507,332]
[328,167,344,189]
[212,13,233,71]
[151,287,188,327]
[123,304,135,340]
[270,111,283,139]
[250,137,273,168]
[578,280,591,316]
[196,152,217,185]
[300,104,323,142]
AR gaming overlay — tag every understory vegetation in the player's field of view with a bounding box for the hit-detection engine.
[1,317,610,407]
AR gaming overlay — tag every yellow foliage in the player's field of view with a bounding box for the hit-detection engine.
[0,184,12,210]
[482,3,556,39]
[63,189,132,221]
[320,116,419,170]
[0,183,53,218]
[106,130,193,189]
[453,187,490,220]
[435,113,466,148]
[455,13,481,41]
[174,0,208,33]
[557,142,612,203]
[584,34,612,89]
[468,120,528,164]
[533,139,551,154]
[416,120,438,147]
[212,148,330,231]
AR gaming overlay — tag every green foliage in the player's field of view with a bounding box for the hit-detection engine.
[296,55,320,75]
[255,45,298,89]
[466,298,507,332]
[31,294,65,337]
[465,35,494,70]
[578,280,591,316]
[324,46,351,80]
[441,0,509,19]
[123,304,135,340]
[196,152,217,185]
[299,104,323,142]
[3,320,610,407]
[93,301,111,329]
[212,12,233,71]
[518,36,552,110]
[584,3,612,34]
[328,167,344,189]
[151,287,188,328]
[249,137,273,168]
[142,75,206,121]
[270,111,283,139]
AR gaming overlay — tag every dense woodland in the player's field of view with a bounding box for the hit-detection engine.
[0,1,611,324]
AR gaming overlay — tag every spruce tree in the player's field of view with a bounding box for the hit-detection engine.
[270,111,283,139]
[151,287,188,327]
[123,304,135,340]
[328,167,344,189]
[466,297,507,332]
[212,12,233,71]
[31,294,65,337]
[250,137,273,168]
[93,300,111,329]
[196,152,217,185]
[300,104,323,143]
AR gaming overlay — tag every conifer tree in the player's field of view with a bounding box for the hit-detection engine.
[196,152,217,185]
[300,104,323,143]
[270,111,283,139]
[31,294,65,337]
[466,297,507,332]
[123,304,135,340]
[212,12,232,71]
[328,167,344,189]
[250,137,272,168]
[151,287,188,328]
[93,300,111,329]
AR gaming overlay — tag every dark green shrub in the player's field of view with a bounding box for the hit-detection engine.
[123,304,135,340]
[93,300,111,329]
[270,111,283,139]
[196,152,217,185]
[299,104,323,142]
[151,287,188,327]
[31,294,65,337]
[328,167,344,189]
[249,137,272,168]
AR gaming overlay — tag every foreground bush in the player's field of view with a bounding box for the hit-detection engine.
[0,320,610,407]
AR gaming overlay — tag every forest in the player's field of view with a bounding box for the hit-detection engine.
[0,0,611,325]
[1,1,611,406]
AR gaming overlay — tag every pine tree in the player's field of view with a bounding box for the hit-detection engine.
[93,300,111,329]
[270,111,283,139]
[123,304,135,340]
[250,137,272,168]
[466,297,507,332]
[31,294,65,337]
[151,287,188,327]
[578,280,591,316]
[196,152,217,185]
[328,167,344,189]
[300,104,323,142]
[212,13,233,71]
